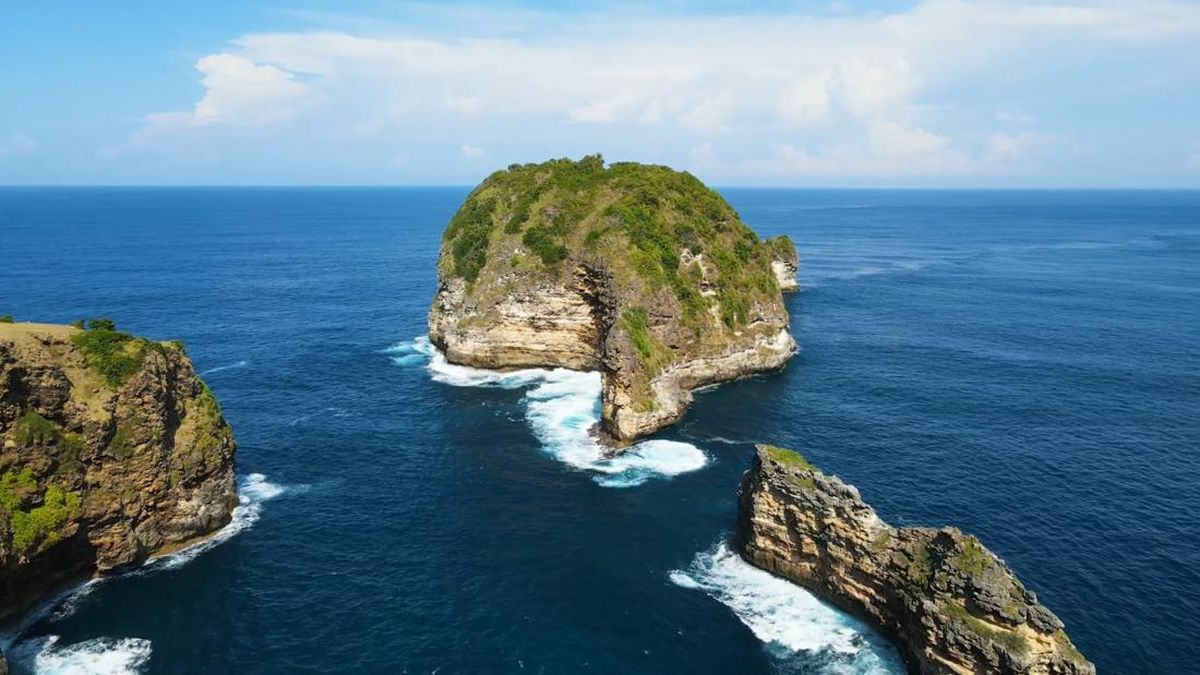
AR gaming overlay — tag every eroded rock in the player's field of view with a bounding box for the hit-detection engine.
[0,321,237,623]
[429,155,798,442]
[737,444,1094,675]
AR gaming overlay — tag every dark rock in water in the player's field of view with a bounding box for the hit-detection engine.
[0,321,238,623]
[428,155,798,443]
[737,444,1094,675]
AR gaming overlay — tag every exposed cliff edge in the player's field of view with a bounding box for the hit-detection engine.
[428,155,797,442]
[0,320,238,637]
[737,445,1094,675]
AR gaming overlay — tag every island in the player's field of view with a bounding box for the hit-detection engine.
[736,445,1095,674]
[428,155,798,442]
[0,319,238,669]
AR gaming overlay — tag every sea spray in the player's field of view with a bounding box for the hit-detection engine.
[386,337,709,487]
[4,474,299,674]
[8,636,152,675]
[670,542,905,675]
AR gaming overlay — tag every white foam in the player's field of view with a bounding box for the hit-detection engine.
[9,635,152,675]
[143,473,295,571]
[388,337,709,487]
[2,474,300,673]
[198,360,247,376]
[670,542,904,674]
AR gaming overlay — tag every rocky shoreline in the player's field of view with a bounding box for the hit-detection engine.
[736,445,1094,675]
[0,321,239,667]
[430,156,798,443]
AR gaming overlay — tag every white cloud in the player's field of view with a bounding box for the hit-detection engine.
[146,54,308,130]
[0,133,36,157]
[777,74,833,124]
[120,0,1200,181]
[996,110,1035,125]
[986,131,1058,163]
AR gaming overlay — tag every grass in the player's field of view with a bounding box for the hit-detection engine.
[955,536,991,576]
[941,600,1031,655]
[761,444,819,472]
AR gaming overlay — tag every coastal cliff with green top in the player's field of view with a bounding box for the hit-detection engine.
[737,445,1094,675]
[0,320,238,637]
[428,155,798,441]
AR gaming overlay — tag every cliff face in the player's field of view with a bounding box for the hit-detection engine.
[737,445,1094,675]
[0,322,237,626]
[428,156,797,442]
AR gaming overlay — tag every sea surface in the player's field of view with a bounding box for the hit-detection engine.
[1,187,1198,674]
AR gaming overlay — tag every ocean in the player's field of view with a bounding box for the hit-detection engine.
[0,187,1197,673]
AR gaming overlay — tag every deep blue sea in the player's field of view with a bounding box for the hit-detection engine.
[1,187,1198,674]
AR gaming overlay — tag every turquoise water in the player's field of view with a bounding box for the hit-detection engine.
[1,188,1197,673]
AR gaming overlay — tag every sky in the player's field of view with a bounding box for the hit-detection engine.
[2,0,1199,187]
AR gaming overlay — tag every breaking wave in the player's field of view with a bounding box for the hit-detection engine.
[2,474,300,674]
[198,360,247,376]
[8,635,152,675]
[670,542,905,674]
[386,337,709,487]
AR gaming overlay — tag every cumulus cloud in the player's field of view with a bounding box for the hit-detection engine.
[120,0,1200,181]
[141,54,308,133]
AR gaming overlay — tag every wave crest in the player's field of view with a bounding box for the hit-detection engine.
[388,337,709,487]
[670,542,905,674]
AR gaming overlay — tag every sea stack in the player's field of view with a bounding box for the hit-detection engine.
[0,320,238,631]
[736,445,1094,675]
[428,155,797,442]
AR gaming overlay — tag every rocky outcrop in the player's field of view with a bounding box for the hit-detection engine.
[737,445,1094,675]
[0,321,237,626]
[429,155,797,442]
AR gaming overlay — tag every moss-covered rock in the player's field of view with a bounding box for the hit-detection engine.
[429,156,797,441]
[737,444,1094,675]
[0,321,238,623]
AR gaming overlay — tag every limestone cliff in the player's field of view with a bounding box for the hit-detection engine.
[737,445,1093,675]
[0,321,237,628]
[429,156,797,442]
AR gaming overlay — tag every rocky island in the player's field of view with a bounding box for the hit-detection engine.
[0,320,238,669]
[737,445,1094,674]
[429,155,798,441]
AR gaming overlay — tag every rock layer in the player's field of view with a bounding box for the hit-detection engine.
[429,156,797,442]
[0,322,237,628]
[737,445,1094,675]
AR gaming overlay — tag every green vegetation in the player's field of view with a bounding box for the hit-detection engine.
[8,485,81,555]
[956,536,991,576]
[762,444,818,472]
[0,469,38,511]
[441,155,791,329]
[1,469,82,555]
[0,314,13,323]
[622,307,653,360]
[70,319,168,388]
[942,600,1030,655]
[14,410,58,447]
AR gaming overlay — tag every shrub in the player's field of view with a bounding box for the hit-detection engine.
[0,314,13,323]
[14,410,59,447]
[70,324,148,387]
[8,485,81,554]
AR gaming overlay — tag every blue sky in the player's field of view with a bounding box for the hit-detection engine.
[2,1,1199,186]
